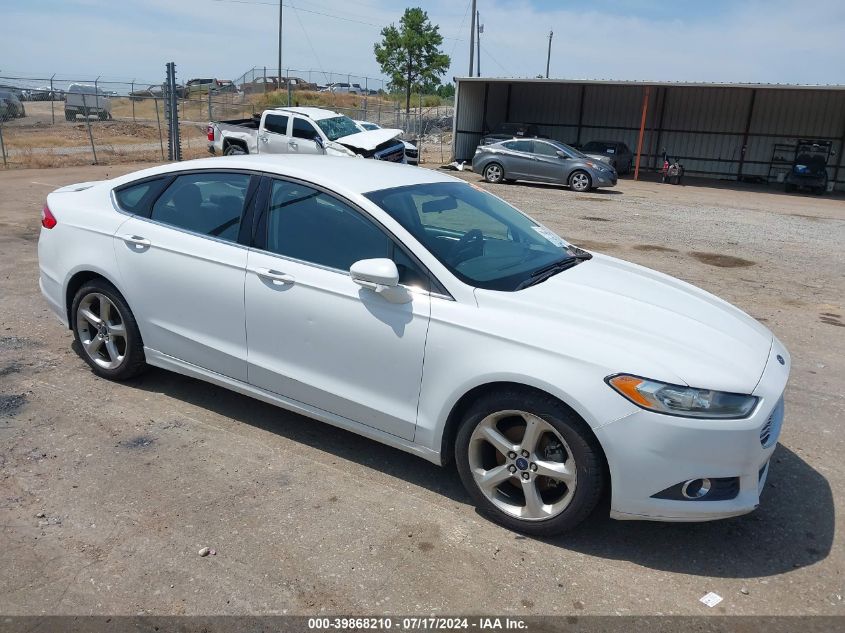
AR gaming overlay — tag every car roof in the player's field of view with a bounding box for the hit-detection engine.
[273,106,341,120]
[109,155,460,195]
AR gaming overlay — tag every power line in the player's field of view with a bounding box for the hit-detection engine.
[449,0,472,60]
[288,0,330,82]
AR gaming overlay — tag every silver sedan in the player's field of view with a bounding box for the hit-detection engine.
[472,139,617,192]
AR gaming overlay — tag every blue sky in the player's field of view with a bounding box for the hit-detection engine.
[2,0,845,87]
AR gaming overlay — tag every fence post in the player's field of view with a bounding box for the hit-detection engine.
[287,69,292,107]
[154,97,165,160]
[263,66,267,94]
[94,76,100,113]
[82,93,98,164]
[50,74,55,125]
[208,88,212,121]
[131,81,135,122]
[363,77,368,120]
[0,118,7,168]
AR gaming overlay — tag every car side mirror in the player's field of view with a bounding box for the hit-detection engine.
[314,135,325,150]
[556,151,568,159]
[350,258,411,303]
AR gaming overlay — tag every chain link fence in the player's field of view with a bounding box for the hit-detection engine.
[0,71,454,169]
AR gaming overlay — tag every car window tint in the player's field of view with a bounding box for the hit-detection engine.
[510,140,534,153]
[408,193,510,242]
[291,118,319,140]
[534,142,560,157]
[264,114,288,135]
[151,172,250,241]
[114,178,169,214]
[266,180,390,271]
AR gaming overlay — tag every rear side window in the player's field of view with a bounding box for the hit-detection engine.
[151,172,251,241]
[264,114,288,135]
[291,118,319,140]
[114,178,169,214]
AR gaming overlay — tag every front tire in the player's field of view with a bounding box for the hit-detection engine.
[71,279,146,381]
[569,170,592,192]
[483,162,505,184]
[455,389,605,536]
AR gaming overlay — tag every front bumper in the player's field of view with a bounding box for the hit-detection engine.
[597,337,790,522]
[594,171,618,187]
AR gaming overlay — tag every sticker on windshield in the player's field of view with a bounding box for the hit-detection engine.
[532,225,568,248]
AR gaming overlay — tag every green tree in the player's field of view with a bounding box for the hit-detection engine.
[374,7,450,113]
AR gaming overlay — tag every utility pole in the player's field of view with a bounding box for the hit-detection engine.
[468,0,476,76]
[276,0,282,90]
[546,30,553,78]
[476,12,482,77]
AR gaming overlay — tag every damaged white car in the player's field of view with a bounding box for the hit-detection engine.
[207,106,406,163]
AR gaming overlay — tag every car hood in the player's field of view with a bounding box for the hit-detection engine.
[336,128,403,151]
[474,253,773,394]
[584,152,614,164]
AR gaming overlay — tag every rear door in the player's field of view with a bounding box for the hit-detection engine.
[258,112,290,154]
[501,140,536,179]
[113,170,258,381]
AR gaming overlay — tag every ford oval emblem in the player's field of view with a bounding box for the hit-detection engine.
[777,354,785,366]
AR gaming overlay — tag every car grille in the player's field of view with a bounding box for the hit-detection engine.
[373,142,406,163]
[760,397,784,448]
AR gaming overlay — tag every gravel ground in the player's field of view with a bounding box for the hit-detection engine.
[0,164,843,617]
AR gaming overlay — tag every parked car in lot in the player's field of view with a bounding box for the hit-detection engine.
[28,86,56,101]
[480,122,543,146]
[581,140,634,175]
[65,84,111,121]
[186,78,220,95]
[473,138,617,191]
[355,120,418,165]
[208,106,405,162]
[129,84,186,101]
[0,90,25,119]
[320,82,360,94]
[38,155,790,535]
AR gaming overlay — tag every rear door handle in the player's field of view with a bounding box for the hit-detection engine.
[253,267,295,285]
[121,234,150,248]
[259,135,269,143]
[288,140,298,148]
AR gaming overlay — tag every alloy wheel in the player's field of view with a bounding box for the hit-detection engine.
[467,410,577,521]
[484,164,503,183]
[76,293,128,370]
[570,172,590,191]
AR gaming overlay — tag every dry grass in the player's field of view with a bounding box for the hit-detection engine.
[3,143,209,169]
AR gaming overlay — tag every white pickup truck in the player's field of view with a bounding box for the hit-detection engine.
[207,106,407,162]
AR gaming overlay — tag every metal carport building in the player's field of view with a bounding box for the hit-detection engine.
[452,78,845,191]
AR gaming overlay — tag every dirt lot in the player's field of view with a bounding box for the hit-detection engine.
[0,164,843,616]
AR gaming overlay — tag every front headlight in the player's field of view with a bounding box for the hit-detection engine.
[606,374,758,419]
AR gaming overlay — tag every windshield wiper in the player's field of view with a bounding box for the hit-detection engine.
[515,250,592,290]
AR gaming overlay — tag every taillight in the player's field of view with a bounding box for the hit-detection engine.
[207,125,214,142]
[41,204,57,229]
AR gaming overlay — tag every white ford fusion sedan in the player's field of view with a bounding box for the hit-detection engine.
[38,155,790,535]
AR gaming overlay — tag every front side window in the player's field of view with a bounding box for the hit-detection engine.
[291,117,319,140]
[151,172,251,241]
[534,142,561,158]
[366,182,581,291]
[265,180,428,287]
[264,114,288,135]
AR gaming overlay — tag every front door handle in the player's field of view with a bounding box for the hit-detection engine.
[253,267,295,285]
[288,140,298,149]
[259,135,269,143]
[121,234,150,248]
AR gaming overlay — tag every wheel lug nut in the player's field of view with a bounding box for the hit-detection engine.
[507,451,517,460]
[521,450,529,458]
[521,472,530,480]
[530,463,538,471]
[508,465,517,474]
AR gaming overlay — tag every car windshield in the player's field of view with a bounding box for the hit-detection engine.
[582,141,616,153]
[317,115,362,141]
[492,123,536,136]
[366,181,582,291]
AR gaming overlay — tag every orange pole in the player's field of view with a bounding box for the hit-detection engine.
[633,85,650,181]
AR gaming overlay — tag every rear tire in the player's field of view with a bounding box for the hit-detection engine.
[483,162,505,184]
[71,279,146,381]
[224,143,247,156]
[455,388,605,536]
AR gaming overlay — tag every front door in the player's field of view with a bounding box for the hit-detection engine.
[244,178,432,440]
[113,171,256,381]
[287,117,323,154]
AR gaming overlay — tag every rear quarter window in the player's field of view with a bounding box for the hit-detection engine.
[114,178,170,214]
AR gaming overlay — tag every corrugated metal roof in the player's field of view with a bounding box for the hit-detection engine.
[454,77,845,91]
